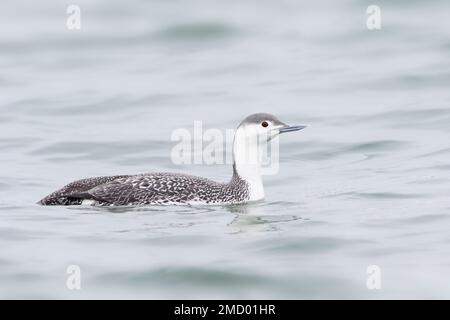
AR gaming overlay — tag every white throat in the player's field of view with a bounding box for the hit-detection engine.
[232,127,265,201]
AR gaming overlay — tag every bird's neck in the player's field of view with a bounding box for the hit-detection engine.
[231,128,265,201]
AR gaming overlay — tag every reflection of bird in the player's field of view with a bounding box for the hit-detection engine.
[226,203,304,235]
[38,113,305,206]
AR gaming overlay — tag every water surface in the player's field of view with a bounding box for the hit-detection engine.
[1,0,450,299]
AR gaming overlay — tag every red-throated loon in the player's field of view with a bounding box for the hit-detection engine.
[38,113,306,206]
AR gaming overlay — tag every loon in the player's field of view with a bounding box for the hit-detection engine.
[38,113,306,206]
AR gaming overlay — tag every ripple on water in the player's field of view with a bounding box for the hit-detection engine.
[28,140,167,163]
[94,266,269,289]
[4,94,182,118]
[251,236,374,255]
[361,213,450,231]
[395,213,450,226]
[65,203,219,215]
[287,140,409,161]
[155,23,237,42]
[327,191,424,200]
[0,137,42,152]
[346,140,409,153]
[0,227,55,242]
[92,265,361,298]
[355,108,450,131]
[417,147,450,159]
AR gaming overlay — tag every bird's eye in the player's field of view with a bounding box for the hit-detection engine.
[261,121,269,128]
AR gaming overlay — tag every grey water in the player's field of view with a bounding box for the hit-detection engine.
[1,0,450,299]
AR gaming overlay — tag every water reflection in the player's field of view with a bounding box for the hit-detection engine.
[224,202,304,234]
[63,201,304,236]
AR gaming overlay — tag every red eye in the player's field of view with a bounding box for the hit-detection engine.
[261,121,269,128]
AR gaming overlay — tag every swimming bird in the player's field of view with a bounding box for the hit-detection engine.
[38,113,306,206]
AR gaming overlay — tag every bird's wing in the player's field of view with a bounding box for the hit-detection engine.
[38,175,131,205]
[69,173,207,205]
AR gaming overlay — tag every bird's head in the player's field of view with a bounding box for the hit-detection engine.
[235,113,306,145]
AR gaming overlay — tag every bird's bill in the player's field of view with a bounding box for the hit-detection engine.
[279,125,307,133]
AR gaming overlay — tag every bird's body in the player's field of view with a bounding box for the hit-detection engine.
[38,170,250,206]
[38,113,305,206]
